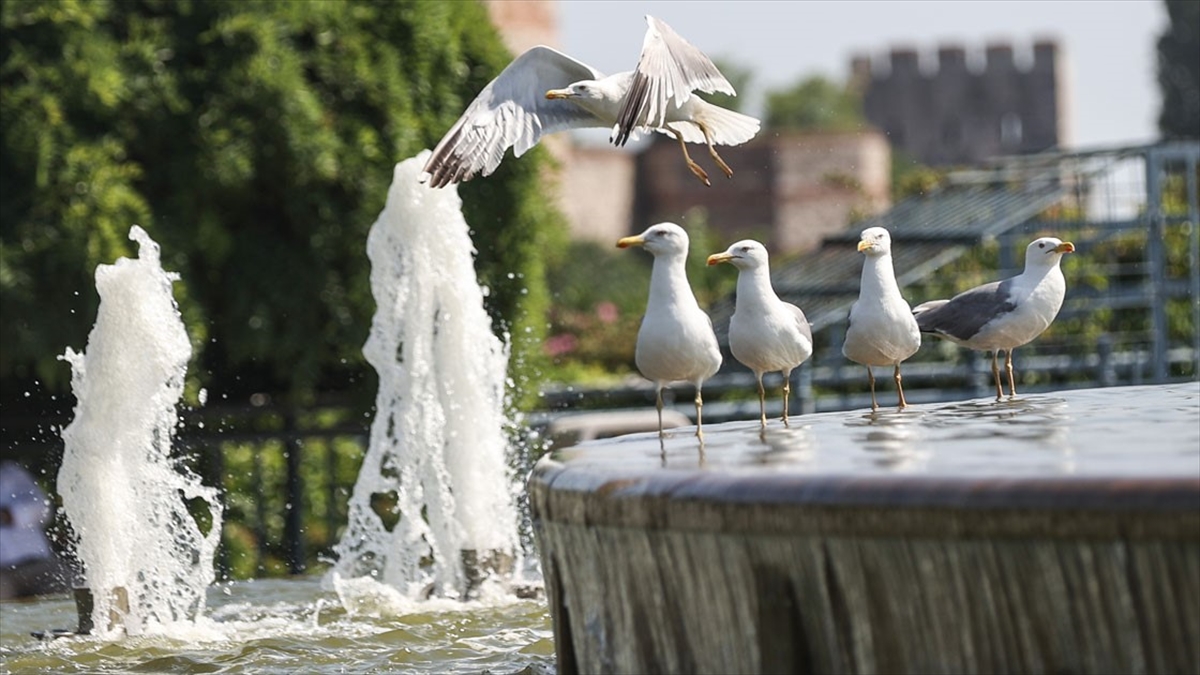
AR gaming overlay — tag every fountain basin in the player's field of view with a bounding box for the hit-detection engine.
[531,383,1200,674]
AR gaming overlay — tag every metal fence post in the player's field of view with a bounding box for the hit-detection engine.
[284,412,305,574]
[1186,151,1200,379]
[1097,334,1115,387]
[798,365,815,415]
[1144,147,1169,383]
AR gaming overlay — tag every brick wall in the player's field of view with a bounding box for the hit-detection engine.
[635,130,891,254]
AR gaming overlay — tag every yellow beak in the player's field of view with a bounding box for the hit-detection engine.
[545,89,571,100]
[616,235,644,249]
[857,240,871,252]
[1055,241,1075,254]
[706,252,734,266]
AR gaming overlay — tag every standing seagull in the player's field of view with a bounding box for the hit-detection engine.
[707,240,812,428]
[913,236,1075,400]
[618,223,722,438]
[842,227,922,410]
[421,15,760,188]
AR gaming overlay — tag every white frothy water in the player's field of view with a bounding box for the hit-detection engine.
[331,152,520,605]
[58,226,222,637]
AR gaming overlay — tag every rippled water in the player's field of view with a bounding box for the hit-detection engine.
[558,382,1200,479]
[0,578,553,674]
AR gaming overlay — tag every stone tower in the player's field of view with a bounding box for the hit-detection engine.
[850,40,1071,166]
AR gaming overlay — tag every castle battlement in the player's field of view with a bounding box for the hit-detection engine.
[851,39,1069,166]
[852,39,1061,83]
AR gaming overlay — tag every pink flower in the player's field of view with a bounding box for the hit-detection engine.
[595,301,619,324]
[544,333,578,356]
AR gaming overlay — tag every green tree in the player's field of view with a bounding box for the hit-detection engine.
[764,75,864,132]
[1,0,561,411]
[1157,0,1200,139]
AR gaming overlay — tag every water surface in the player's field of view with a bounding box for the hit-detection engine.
[555,383,1200,480]
[0,577,553,674]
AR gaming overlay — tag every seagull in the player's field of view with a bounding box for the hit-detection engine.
[421,15,760,189]
[618,223,722,438]
[913,236,1075,401]
[707,240,812,428]
[842,227,922,411]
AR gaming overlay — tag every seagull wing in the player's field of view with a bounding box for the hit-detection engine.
[911,299,949,317]
[788,303,813,345]
[914,279,1015,341]
[422,46,606,188]
[611,15,735,146]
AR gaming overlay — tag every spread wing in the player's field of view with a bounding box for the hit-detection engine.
[422,46,606,188]
[611,15,735,146]
[914,279,1015,341]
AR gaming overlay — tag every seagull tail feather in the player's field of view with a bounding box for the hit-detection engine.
[686,102,761,146]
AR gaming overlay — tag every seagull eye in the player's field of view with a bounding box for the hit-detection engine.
[1038,242,1046,249]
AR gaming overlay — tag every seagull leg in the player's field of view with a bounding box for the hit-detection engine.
[694,388,705,439]
[782,373,791,426]
[867,366,878,411]
[670,128,711,186]
[698,121,734,179]
[894,364,908,409]
[1005,349,1017,398]
[656,386,665,438]
[990,351,1003,401]
[756,373,767,429]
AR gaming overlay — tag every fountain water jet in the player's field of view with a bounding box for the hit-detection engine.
[330,151,522,607]
[58,225,222,637]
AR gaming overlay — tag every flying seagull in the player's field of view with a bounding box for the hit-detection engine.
[421,15,760,188]
[707,240,812,428]
[618,223,722,439]
[913,236,1075,400]
[842,227,922,411]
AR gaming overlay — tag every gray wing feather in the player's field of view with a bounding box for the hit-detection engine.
[911,299,948,316]
[788,303,813,343]
[915,279,1015,341]
[422,46,605,188]
[612,15,735,146]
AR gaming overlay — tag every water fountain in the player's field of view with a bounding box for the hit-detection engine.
[1,156,550,672]
[531,384,1200,674]
[57,225,222,638]
[328,151,524,607]
[7,154,1197,675]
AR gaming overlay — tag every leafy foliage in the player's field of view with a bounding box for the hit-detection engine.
[1,0,562,409]
[764,75,864,132]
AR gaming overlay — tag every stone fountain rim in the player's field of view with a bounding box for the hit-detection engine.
[531,460,1199,540]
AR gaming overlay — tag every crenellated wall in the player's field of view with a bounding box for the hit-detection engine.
[850,40,1070,166]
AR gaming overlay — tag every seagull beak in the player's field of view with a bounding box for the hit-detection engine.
[706,252,734,266]
[617,235,645,249]
[545,89,572,100]
[1055,242,1075,254]
[857,240,872,252]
